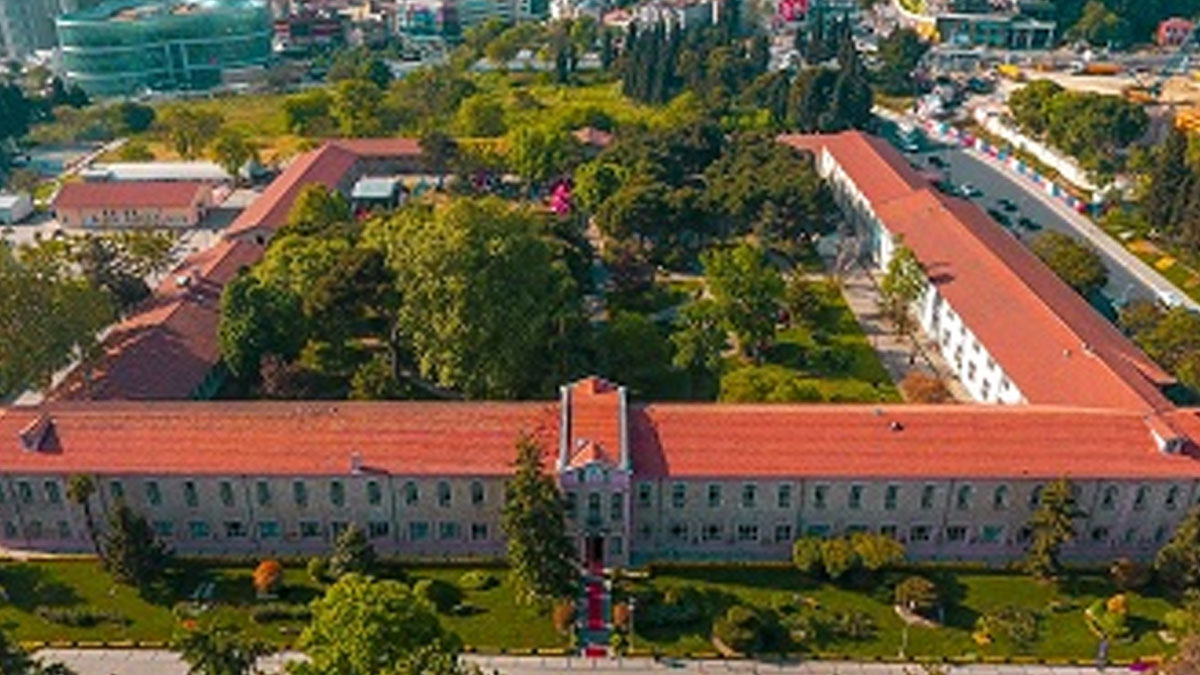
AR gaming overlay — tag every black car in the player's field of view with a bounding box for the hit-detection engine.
[928,155,947,169]
[987,208,1012,227]
[1018,216,1042,231]
[997,197,1018,212]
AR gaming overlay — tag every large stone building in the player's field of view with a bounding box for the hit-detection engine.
[13,131,1200,567]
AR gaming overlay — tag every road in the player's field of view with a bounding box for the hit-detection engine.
[897,139,1198,312]
[34,650,1135,675]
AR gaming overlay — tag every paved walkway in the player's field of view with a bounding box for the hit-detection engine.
[836,264,971,403]
[34,650,1138,675]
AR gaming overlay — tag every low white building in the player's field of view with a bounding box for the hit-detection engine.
[0,192,33,224]
[82,161,233,184]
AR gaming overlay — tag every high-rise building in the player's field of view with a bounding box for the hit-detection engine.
[0,0,71,60]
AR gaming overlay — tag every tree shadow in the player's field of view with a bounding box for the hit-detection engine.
[0,564,82,611]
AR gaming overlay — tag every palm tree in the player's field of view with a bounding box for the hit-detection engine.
[66,474,99,555]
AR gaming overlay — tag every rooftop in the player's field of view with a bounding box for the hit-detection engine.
[60,0,265,23]
[53,181,210,210]
[86,162,231,183]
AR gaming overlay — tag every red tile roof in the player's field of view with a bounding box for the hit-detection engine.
[631,403,1200,479]
[225,143,359,238]
[0,401,558,476]
[329,138,423,157]
[780,131,1173,413]
[566,377,623,465]
[53,181,209,210]
[49,239,262,401]
[6,396,1200,479]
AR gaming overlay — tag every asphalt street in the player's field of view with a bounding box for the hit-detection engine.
[901,142,1197,311]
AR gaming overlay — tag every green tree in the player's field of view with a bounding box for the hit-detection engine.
[331,79,384,138]
[713,605,766,654]
[597,311,673,398]
[850,532,905,571]
[455,93,506,137]
[1146,128,1191,236]
[502,433,578,603]
[66,474,99,555]
[702,243,783,360]
[876,28,928,95]
[784,276,826,328]
[719,364,824,403]
[1022,478,1082,579]
[329,523,378,580]
[217,274,308,381]
[894,575,938,613]
[1068,0,1129,47]
[209,129,256,183]
[160,107,224,160]
[1156,507,1200,591]
[671,299,728,375]
[792,536,823,575]
[976,605,1038,649]
[573,161,625,213]
[111,101,156,134]
[100,501,171,587]
[283,88,334,136]
[118,141,154,161]
[0,247,113,397]
[1008,79,1063,136]
[294,574,464,675]
[879,240,924,339]
[1030,231,1108,296]
[507,124,576,189]
[171,622,269,675]
[285,184,352,237]
[820,537,857,580]
[367,198,581,398]
[255,234,353,301]
[419,130,459,189]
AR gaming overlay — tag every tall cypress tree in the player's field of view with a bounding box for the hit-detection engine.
[502,433,579,603]
[1146,127,1191,236]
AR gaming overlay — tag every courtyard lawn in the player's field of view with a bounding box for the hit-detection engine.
[0,560,565,650]
[627,566,1174,662]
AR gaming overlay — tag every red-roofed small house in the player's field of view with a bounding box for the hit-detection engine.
[53,181,213,228]
[1158,17,1194,48]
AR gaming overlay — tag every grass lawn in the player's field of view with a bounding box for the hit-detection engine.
[627,566,1174,661]
[0,559,565,650]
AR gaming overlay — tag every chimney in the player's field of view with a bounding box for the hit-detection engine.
[350,452,363,474]
[18,414,53,453]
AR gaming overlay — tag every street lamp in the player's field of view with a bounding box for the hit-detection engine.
[628,597,636,653]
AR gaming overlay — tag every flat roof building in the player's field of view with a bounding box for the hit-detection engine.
[56,0,272,96]
[82,161,233,183]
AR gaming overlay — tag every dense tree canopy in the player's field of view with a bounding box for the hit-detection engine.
[1030,231,1108,296]
[703,243,783,359]
[502,433,578,603]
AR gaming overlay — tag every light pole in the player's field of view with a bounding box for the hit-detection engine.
[628,596,636,653]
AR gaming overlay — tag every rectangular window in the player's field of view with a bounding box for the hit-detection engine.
[813,485,828,509]
[258,521,280,539]
[471,523,489,541]
[57,520,71,539]
[1101,486,1118,511]
[671,483,686,509]
[16,481,33,504]
[152,521,173,537]
[1166,485,1181,510]
[1134,486,1149,511]
[946,525,967,542]
[956,485,973,511]
[109,480,124,501]
[741,484,757,509]
[437,481,451,508]
[184,481,198,508]
[880,524,898,539]
[981,525,1003,543]
[669,523,688,541]
[637,483,652,508]
[777,484,792,509]
[289,481,309,508]
[300,521,321,538]
[188,521,210,539]
[848,485,864,510]
[884,484,899,511]
[224,521,247,538]
[587,493,602,523]
[409,521,430,541]
[992,485,1010,510]
[368,521,390,539]
[439,522,461,540]
[806,524,830,537]
[405,481,419,505]
[702,524,723,541]
[610,536,623,556]
[707,484,722,508]
[774,524,793,542]
[1091,526,1110,542]
[737,524,759,541]
[331,521,348,538]
[610,492,624,522]
[44,481,61,504]
[330,481,345,507]
[920,484,936,510]
[145,481,162,506]
[256,481,271,507]
[219,481,234,508]
[367,480,382,506]
[470,481,485,506]
[910,525,931,542]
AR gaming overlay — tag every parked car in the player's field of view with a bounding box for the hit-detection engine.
[1017,216,1042,231]
[987,208,1012,227]
[997,197,1017,212]
[960,183,982,198]
[928,155,947,169]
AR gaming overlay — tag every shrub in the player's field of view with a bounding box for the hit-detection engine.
[249,602,312,624]
[328,524,377,579]
[832,609,876,640]
[900,372,951,403]
[850,532,905,571]
[977,605,1039,649]
[713,605,765,654]
[894,575,938,614]
[253,559,284,596]
[820,537,857,580]
[459,570,498,591]
[35,606,128,627]
[792,537,823,575]
[640,586,704,627]
[307,556,329,585]
[1110,558,1150,591]
[552,599,577,634]
[413,578,464,613]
